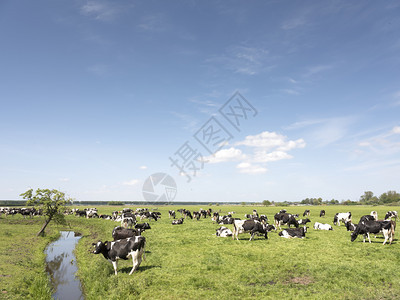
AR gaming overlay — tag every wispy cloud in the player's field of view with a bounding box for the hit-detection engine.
[138,14,169,32]
[281,17,307,30]
[286,116,356,147]
[139,166,148,170]
[122,179,140,186]
[237,162,267,174]
[80,1,125,21]
[206,45,272,75]
[304,64,333,77]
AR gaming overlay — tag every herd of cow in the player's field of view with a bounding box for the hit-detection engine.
[2,206,398,276]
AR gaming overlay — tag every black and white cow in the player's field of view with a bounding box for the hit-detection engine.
[313,222,333,230]
[345,221,357,232]
[193,211,201,220]
[333,212,351,226]
[303,209,310,217]
[359,215,375,223]
[112,226,140,241]
[92,236,146,275]
[351,220,395,245]
[279,226,307,238]
[172,218,184,225]
[134,223,151,232]
[168,210,176,219]
[215,226,233,237]
[274,213,299,229]
[385,211,399,221]
[298,218,311,225]
[232,219,270,241]
[320,210,326,217]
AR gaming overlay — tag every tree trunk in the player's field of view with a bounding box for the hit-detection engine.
[37,218,52,236]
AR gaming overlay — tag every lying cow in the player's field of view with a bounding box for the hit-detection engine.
[172,218,184,225]
[313,222,333,230]
[351,220,395,245]
[92,236,146,275]
[298,218,311,225]
[279,226,307,239]
[232,219,270,241]
[333,212,351,226]
[215,226,233,237]
[134,223,151,232]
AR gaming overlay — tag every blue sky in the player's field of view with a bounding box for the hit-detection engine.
[1,1,400,203]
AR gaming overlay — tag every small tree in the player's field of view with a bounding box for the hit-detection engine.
[20,188,72,236]
[262,200,271,206]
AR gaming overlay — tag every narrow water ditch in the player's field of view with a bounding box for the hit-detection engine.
[45,231,83,300]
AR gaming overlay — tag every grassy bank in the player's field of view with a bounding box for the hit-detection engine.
[2,205,400,299]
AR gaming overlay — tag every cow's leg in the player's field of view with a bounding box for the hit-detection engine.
[112,261,118,275]
[249,232,255,241]
[367,233,371,243]
[129,251,141,275]
[383,231,388,245]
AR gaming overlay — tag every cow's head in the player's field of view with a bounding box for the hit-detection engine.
[350,232,358,242]
[92,241,107,254]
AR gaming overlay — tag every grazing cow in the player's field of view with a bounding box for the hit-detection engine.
[345,221,357,232]
[333,212,351,226]
[121,217,135,229]
[303,209,310,217]
[385,211,399,221]
[351,220,395,245]
[313,222,333,230]
[193,211,201,220]
[232,219,270,241]
[92,236,146,275]
[298,218,311,225]
[168,210,176,219]
[320,210,326,217]
[183,210,193,219]
[215,226,233,237]
[217,216,238,225]
[112,226,139,241]
[359,215,375,223]
[279,226,307,239]
[274,213,299,229]
[99,214,112,220]
[212,212,220,222]
[134,223,151,232]
[172,218,184,225]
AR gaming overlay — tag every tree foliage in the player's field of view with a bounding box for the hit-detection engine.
[20,188,72,236]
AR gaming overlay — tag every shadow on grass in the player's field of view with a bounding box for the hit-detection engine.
[119,265,161,274]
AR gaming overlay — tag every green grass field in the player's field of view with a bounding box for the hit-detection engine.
[1,205,400,299]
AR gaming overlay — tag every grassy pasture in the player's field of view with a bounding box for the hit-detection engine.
[2,205,400,299]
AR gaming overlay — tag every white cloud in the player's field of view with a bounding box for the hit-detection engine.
[80,1,123,21]
[236,162,267,174]
[235,131,306,151]
[205,130,305,175]
[253,150,293,163]
[205,147,246,164]
[59,178,70,182]
[139,166,148,170]
[122,179,140,186]
[391,126,400,134]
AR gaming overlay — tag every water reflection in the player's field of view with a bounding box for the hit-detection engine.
[45,231,83,300]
